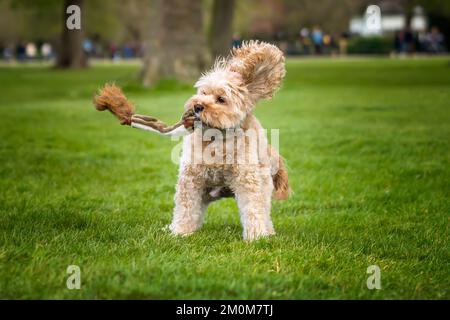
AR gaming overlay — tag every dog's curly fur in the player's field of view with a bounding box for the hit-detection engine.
[171,41,290,241]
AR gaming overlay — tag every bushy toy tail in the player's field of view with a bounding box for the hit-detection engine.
[93,84,135,125]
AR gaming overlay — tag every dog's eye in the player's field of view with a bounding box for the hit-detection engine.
[216,96,226,104]
[201,91,207,95]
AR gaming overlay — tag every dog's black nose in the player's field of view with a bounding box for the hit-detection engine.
[194,104,204,113]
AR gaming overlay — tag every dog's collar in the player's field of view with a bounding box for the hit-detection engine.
[192,121,243,141]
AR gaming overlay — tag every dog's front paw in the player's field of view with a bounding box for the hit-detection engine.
[168,223,197,237]
[243,225,276,241]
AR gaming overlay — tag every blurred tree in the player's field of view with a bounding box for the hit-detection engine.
[117,0,151,44]
[85,0,121,44]
[209,0,236,59]
[140,0,209,86]
[0,1,22,44]
[56,0,86,68]
[234,0,285,38]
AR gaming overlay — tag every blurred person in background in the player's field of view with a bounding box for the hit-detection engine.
[322,33,334,55]
[404,27,414,54]
[275,30,288,53]
[25,42,37,60]
[83,38,94,57]
[395,31,405,53]
[122,43,134,59]
[312,27,323,55]
[339,32,349,56]
[232,34,242,49]
[300,28,312,55]
[416,31,427,52]
[109,42,118,60]
[41,42,53,60]
[16,42,26,61]
[3,45,13,61]
[425,27,446,53]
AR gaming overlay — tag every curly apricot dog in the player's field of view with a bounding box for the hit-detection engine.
[170,41,290,241]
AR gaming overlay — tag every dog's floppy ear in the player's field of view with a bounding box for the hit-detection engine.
[228,40,285,103]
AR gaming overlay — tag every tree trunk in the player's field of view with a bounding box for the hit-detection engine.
[209,0,235,59]
[56,0,87,69]
[140,0,209,87]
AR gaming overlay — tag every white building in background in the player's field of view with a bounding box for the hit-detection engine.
[410,6,427,32]
[350,1,428,36]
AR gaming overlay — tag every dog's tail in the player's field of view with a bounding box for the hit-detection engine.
[273,157,290,200]
[269,146,290,200]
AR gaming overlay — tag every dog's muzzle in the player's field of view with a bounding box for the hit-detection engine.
[194,104,204,114]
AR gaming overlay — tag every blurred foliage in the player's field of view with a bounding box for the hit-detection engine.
[347,36,393,55]
[0,0,61,43]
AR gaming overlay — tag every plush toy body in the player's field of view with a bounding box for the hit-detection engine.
[94,41,290,241]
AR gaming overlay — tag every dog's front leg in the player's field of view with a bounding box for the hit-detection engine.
[231,167,275,241]
[169,171,206,236]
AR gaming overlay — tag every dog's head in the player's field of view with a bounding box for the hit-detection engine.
[185,41,286,129]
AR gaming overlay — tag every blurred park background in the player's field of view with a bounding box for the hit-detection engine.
[0,0,449,299]
[0,0,449,84]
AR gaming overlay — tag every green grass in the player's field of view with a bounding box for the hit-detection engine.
[0,58,449,299]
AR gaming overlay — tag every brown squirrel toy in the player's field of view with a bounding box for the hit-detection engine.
[93,84,197,136]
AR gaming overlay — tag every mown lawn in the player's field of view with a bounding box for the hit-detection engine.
[0,58,449,299]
